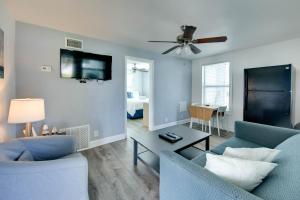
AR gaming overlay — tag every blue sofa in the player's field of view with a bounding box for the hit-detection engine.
[0,136,89,200]
[160,121,300,200]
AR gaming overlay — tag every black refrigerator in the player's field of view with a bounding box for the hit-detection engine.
[244,64,293,128]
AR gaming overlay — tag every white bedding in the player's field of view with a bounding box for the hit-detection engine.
[127,98,149,116]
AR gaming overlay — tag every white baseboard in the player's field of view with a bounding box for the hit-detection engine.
[88,133,126,149]
[151,118,190,131]
[86,119,190,150]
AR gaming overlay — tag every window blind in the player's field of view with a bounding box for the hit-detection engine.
[202,62,230,110]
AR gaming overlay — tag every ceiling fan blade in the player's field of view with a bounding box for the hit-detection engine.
[148,41,178,43]
[182,26,197,40]
[192,36,227,44]
[162,45,181,54]
[189,44,201,54]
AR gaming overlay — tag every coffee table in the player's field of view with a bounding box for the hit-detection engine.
[130,125,210,174]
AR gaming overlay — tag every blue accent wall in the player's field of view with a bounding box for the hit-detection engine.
[15,22,192,141]
[0,0,16,138]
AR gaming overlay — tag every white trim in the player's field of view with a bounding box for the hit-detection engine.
[124,56,155,136]
[87,133,126,150]
[151,118,190,131]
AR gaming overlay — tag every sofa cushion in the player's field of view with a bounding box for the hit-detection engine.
[252,134,300,200]
[211,137,262,155]
[0,140,27,161]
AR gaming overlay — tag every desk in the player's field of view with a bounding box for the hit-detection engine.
[190,104,227,136]
[192,104,218,111]
[189,104,218,134]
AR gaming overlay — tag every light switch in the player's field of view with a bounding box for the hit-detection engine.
[41,65,52,72]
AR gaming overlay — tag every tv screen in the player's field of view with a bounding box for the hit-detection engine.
[60,49,112,80]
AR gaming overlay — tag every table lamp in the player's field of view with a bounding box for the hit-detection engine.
[8,98,45,137]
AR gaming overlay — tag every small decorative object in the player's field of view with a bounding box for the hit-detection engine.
[51,127,58,135]
[41,124,49,136]
[57,129,66,135]
[8,99,45,137]
[0,28,4,78]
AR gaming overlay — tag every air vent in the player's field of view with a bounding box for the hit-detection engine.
[66,124,90,151]
[65,37,83,49]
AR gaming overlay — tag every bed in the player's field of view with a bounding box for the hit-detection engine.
[127,91,149,119]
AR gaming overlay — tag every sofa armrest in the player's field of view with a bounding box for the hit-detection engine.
[235,121,299,148]
[0,153,88,200]
[160,151,262,200]
[18,135,76,161]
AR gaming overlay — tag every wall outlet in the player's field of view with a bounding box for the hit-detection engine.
[164,117,169,123]
[41,65,52,72]
[93,130,99,137]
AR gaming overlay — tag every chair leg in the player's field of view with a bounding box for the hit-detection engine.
[217,114,221,137]
[208,120,212,135]
[201,121,204,131]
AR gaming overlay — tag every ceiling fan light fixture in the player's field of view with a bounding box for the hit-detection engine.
[184,45,192,55]
[175,47,182,55]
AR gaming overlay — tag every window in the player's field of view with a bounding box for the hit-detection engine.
[202,62,231,111]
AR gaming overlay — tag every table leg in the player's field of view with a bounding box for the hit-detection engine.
[133,140,138,166]
[205,137,210,151]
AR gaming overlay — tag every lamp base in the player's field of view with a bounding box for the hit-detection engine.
[24,122,32,137]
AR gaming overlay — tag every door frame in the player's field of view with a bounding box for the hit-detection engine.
[124,56,155,136]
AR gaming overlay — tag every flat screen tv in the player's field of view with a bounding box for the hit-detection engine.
[60,49,112,81]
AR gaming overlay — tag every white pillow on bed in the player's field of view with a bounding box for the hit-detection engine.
[223,147,281,162]
[204,153,277,191]
[131,91,139,99]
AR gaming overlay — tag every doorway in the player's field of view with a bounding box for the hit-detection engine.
[125,56,154,137]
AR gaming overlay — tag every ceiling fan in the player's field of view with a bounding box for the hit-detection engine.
[148,25,227,55]
[131,63,149,73]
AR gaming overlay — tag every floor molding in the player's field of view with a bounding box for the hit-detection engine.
[151,118,190,131]
[88,133,126,149]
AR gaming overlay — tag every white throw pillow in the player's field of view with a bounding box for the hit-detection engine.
[204,153,277,191]
[223,147,281,162]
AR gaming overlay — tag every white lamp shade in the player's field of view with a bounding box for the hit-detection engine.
[8,99,45,123]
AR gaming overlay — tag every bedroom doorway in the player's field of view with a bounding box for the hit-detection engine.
[125,56,154,137]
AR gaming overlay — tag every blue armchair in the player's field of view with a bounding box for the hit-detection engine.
[0,136,89,200]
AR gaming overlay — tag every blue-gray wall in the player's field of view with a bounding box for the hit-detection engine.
[15,22,192,141]
[0,0,16,139]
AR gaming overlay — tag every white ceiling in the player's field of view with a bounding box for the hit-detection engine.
[5,0,300,59]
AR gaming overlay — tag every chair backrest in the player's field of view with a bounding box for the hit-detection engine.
[217,106,227,117]
[189,105,214,121]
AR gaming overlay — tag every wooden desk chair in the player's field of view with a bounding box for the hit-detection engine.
[189,105,214,134]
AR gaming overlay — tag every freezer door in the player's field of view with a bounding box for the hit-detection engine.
[244,91,291,127]
[246,65,291,92]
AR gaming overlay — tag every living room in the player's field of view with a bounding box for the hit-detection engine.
[1,0,300,200]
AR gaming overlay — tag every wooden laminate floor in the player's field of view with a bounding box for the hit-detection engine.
[82,120,232,200]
